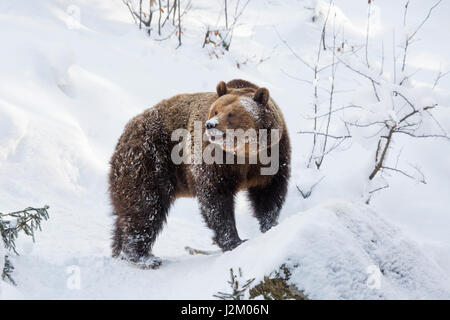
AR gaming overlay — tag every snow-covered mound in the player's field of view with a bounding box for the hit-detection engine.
[228,200,450,299]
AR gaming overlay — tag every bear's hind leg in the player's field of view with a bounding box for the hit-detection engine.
[113,188,174,269]
[109,110,176,269]
[112,215,124,258]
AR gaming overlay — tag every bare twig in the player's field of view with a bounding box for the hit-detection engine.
[316,12,337,169]
[295,176,325,199]
[393,30,397,83]
[381,166,426,184]
[369,125,396,180]
[297,131,351,140]
[307,0,333,168]
[364,0,380,102]
[369,183,390,194]
[123,0,138,24]
[336,56,381,86]
[274,27,314,71]
[433,69,450,89]
[408,0,442,42]
[304,105,363,120]
[402,0,442,73]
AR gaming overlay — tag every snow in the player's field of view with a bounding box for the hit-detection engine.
[229,200,450,300]
[2,200,448,299]
[1,0,450,299]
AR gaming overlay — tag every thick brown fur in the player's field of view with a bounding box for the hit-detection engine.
[109,79,291,267]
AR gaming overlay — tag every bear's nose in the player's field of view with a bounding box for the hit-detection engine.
[206,121,216,129]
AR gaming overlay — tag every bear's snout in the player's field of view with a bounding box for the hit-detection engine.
[205,116,218,129]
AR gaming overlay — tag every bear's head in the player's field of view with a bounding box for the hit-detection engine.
[205,81,282,155]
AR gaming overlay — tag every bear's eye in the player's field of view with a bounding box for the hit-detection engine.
[214,111,218,115]
[228,113,234,118]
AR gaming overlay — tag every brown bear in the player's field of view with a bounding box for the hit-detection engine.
[109,79,291,268]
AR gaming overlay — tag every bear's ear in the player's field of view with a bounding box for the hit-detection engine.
[253,88,269,105]
[216,81,228,97]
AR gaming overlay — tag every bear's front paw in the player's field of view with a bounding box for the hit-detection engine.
[118,252,162,269]
[220,238,247,252]
[260,220,278,233]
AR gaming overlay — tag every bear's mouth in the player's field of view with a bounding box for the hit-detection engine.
[206,129,254,150]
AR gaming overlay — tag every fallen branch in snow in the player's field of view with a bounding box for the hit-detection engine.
[185,246,221,256]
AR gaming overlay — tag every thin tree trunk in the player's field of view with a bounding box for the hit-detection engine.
[173,0,177,25]
[177,0,181,47]
[225,0,228,29]
[148,1,154,35]
[158,0,162,35]
[139,0,142,29]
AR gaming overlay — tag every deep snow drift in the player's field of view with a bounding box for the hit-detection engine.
[1,0,449,299]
